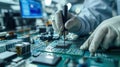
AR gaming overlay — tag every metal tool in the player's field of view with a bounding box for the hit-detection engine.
[62,5,68,45]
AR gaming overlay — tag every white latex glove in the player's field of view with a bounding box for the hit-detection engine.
[52,10,81,35]
[80,16,120,53]
[66,33,79,40]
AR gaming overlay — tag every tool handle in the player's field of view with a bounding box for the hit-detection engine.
[63,5,68,23]
[62,5,68,30]
[62,5,68,45]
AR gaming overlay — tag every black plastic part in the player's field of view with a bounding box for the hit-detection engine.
[55,43,71,48]
[62,5,68,33]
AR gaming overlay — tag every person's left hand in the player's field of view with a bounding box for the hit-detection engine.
[80,16,120,54]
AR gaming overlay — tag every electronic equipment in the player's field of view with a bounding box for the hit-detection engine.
[0,39,22,53]
[15,42,31,56]
[0,51,17,62]
[0,30,119,67]
[32,54,61,66]
[19,0,43,18]
[12,57,23,63]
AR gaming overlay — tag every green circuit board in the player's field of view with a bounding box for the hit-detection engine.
[30,36,120,67]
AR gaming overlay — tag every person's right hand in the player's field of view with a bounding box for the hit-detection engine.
[80,16,120,54]
[52,10,82,35]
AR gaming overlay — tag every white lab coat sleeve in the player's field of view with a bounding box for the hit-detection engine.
[75,0,113,36]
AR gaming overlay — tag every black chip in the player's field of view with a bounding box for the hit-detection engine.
[55,43,71,48]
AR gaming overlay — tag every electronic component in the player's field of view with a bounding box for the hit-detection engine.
[7,60,25,67]
[0,44,6,53]
[39,34,52,41]
[39,40,84,56]
[7,57,24,67]
[5,39,22,50]
[6,31,17,40]
[32,54,61,66]
[55,43,71,48]
[0,39,22,53]
[38,26,46,33]
[0,51,17,62]
[22,42,31,54]
[15,42,31,56]
[12,57,23,63]
[6,39,22,51]
[0,32,7,40]
[39,32,60,41]
[18,35,31,42]
[0,32,17,40]
[15,43,26,55]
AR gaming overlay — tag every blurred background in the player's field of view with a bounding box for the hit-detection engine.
[0,0,84,32]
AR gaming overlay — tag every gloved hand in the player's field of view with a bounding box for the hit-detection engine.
[80,16,120,53]
[52,10,81,35]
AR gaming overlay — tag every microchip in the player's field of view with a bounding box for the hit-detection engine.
[32,54,61,66]
[55,43,71,48]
